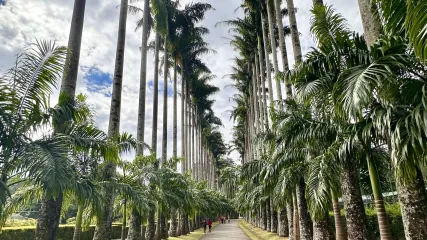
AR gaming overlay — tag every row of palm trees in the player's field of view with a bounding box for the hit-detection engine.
[229,0,427,239]
[0,0,232,239]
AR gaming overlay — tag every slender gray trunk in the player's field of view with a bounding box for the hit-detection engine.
[60,0,86,97]
[266,0,283,102]
[93,1,128,239]
[146,33,161,240]
[266,198,272,232]
[273,0,292,97]
[285,0,302,63]
[261,12,275,113]
[161,37,168,164]
[357,0,381,47]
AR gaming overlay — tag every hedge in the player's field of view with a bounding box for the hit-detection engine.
[0,224,126,240]
[329,204,404,240]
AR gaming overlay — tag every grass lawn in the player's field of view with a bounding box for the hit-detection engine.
[238,220,288,240]
[169,222,218,240]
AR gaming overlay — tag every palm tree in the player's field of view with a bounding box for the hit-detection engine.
[93,1,129,239]
[0,41,67,240]
[35,1,87,238]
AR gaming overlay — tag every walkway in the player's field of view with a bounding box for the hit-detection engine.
[200,219,250,240]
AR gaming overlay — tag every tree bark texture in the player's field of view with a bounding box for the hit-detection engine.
[340,165,369,240]
[285,0,302,63]
[296,179,312,240]
[313,211,331,240]
[279,208,289,237]
[357,0,381,47]
[35,192,63,240]
[397,167,427,240]
[127,210,142,240]
[287,201,294,240]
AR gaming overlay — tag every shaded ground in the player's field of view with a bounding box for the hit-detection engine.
[200,219,250,240]
[239,220,289,240]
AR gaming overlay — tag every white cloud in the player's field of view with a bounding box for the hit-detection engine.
[0,0,364,165]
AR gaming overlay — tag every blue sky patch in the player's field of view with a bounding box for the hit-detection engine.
[84,67,113,97]
[0,0,6,6]
[148,80,173,97]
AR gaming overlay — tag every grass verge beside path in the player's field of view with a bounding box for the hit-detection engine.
[169,222,218,240]
[238,220,288,240]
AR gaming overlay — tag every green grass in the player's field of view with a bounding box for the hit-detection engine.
[238,220,288,240]
[169,222,218,240]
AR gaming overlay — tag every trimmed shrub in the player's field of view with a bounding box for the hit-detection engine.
[0,225,126,240]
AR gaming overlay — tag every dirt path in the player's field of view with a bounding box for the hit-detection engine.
[200,219,250,240]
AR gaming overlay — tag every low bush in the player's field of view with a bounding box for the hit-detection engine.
[0,225,126,240]
[3,218,38,227]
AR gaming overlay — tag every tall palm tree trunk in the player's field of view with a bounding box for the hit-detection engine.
[169,58,179,238]
[93,1,128,239]
[128,0,150,237]
[278,208,289,237]
[357,0,381,47]
[285,0,302,63]
[313,210,330,240]
[266,0,283,102]
[73,202,84,240]
[146,33,161,240]
[293,193,300,240]
[266,198,272,232]
[332,192,347,240]
[159,37,169,240]
[181,67,186,173]
[271,198,278,233]
[367,155,392,240]
[255,55,264,133]
[273,0,292,97]
[287,201,294,240]
[396,166,427,239]
[36,2,86,239]
[296,179,312,240]
[261,13,274,114]
[162,38,168,164]
[340,164,369,240]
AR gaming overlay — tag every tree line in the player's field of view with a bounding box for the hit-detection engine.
[229,0,427,240]
[0,0,232,240]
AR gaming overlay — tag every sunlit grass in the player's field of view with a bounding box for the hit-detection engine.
[169,222,218,240]
[238,220,288,240]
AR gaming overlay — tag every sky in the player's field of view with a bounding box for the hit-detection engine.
[0,0,364,164]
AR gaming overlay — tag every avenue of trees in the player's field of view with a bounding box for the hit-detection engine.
[228,0,427,240]
[0,0,233,240]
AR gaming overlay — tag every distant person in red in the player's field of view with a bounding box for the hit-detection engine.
[218,217,221,223]
[208,219,213,232]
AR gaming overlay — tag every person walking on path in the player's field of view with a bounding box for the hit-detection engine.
[208,219,212,232]
[202,219,207,233]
